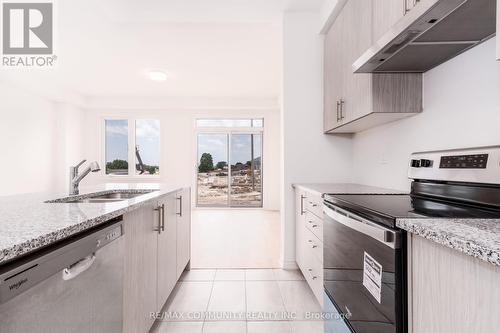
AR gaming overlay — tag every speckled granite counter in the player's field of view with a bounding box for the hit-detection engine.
[0,183,185,266]
[397,218,500,266]
[292,183,405,196]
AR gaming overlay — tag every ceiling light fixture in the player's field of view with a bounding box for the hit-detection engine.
[148,70,167,82]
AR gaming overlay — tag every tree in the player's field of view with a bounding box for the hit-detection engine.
[145,165,158,175]
[216,161,227,170]
[199,153,214,172]
[106,159,128,170]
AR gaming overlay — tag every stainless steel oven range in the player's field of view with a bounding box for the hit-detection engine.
[323,146,500,333]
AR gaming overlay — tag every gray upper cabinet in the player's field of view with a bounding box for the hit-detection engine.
[341,0,373,124]
[324,9,344,132]
[373,0,422,42]
[404,0,422,17]
[324,0,423,134]
[372,0,405,42]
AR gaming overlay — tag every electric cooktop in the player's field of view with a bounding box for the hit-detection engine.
[324,194,500,228]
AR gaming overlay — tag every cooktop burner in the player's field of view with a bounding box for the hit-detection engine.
[324,194,500,228]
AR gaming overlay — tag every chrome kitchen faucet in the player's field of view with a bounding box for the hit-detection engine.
[69,160,101,195]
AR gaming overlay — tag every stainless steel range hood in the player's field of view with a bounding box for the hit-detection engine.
[353,0,496,73]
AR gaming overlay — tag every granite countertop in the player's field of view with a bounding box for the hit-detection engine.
[0,183,185,266]
[397,218,500,267]
[292,183,406,196]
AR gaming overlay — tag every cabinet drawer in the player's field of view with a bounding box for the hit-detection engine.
[304,211,323,242]
[303,224,323,264]
[305,194,323,218]
[300,241,324,306]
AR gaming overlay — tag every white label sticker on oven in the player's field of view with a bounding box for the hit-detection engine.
[363,252,382,303]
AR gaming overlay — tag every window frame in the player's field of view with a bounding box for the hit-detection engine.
[195,118,264,208]
[195,118,264,129]
[101,117,161,179]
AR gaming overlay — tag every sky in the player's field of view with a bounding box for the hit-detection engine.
[106,119,160,166]
[197,133,262,167]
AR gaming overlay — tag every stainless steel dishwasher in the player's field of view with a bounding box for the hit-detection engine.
[0,217,124,333]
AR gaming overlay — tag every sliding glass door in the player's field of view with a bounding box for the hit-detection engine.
[230,134,262,207]
[197,132,263,207]
[197,133,229,206]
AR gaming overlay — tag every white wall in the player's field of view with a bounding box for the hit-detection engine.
[81,97,281,210]
[54,103,87,192]
[281,12,353,268]
[0,80,86,196]
[351,38,500,191]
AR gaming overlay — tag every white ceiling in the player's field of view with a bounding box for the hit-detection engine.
[13,0,326,100]
[88,0,326,23]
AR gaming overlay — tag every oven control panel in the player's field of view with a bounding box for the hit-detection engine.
[439,154,488,169]
[408,146,500,184]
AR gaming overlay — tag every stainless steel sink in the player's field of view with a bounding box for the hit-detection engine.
[90,193,146,200]
[46,190,156,203]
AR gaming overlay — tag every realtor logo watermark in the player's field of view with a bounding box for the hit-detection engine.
[1,0,57,67]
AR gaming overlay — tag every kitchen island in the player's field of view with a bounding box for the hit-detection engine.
[0,183,184,264]
[0,183,191,333]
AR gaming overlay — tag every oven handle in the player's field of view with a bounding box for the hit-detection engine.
[324,204,400,249]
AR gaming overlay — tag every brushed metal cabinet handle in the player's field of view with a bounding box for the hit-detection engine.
[340,99,345,120]
[308,240,318,249]
[154,206,162,234]
[176,196,183,217]
[300,195,306,215]
[161,204,165,231]
[307,268,318,280]
[308,221,318,228]
[336,100,340,122]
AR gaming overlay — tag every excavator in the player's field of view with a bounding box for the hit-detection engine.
[135,146,145,174]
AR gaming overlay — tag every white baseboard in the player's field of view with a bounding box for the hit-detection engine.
[281,260,298,270]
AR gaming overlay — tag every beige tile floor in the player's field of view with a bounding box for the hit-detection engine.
[150,269,324,333]
[191,210,281,269]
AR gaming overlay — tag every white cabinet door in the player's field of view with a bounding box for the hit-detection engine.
[123,203,158,333]
[156,194,178,311]
[295,189,306,267]
[176,188,191,279]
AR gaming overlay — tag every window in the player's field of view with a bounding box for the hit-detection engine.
[196,118,263,207]
[105,119,129,175]
[135,119,160,175]
[196,118,263,128]
[104,118,160,176]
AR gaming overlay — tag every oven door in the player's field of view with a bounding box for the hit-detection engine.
[323,202,407,333]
